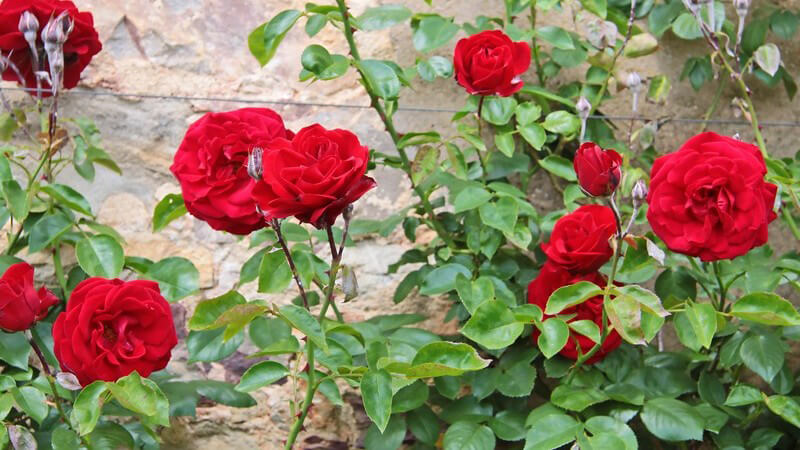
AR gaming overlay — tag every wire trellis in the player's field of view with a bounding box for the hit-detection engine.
[4,85,800,128]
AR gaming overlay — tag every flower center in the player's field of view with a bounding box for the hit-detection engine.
[102,323,117,343]
[687,184,733,223]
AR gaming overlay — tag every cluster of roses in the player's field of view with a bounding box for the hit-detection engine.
[170,108,376,234]
[0,0,176,388]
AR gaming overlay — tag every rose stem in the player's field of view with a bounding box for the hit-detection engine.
[528,1,545,85]
[271,219,311,310]
[284,223,348,449]
[27,336,73,435]
[475,96,489,182]
[334,0,456,249]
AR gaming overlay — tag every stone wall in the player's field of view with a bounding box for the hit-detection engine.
[15,0,800,448]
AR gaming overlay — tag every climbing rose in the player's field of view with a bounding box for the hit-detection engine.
[171,108,292,235]
[574,142,622,197]
[0,0,102,96]
[0,262,58,332]
[250,124,376,229]
[541,204,617,274]
[453,29,531,97]
[646,132,777,261]
[528,262,621,364]
[52,278,177,386]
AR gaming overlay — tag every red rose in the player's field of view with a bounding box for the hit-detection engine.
[574,142,622,197]
[454,30,531,97]
[251,124,376,228]
[0,262,58,332]
[171,108,292,235]
[52,278,177,386]
[542,204,617,274]
[646,132,778,261]
[528,262,621,364]
[0,0,102,96]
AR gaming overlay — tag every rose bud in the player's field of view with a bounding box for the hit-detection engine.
[0,262,59,332]
[18,11,39,48]
[632,179,648,204]
[574,142,623,197]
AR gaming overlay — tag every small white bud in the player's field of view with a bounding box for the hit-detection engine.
[18,11,39,43]
[734,0,750,17]
[632,179,648,202]
[626,72,643,92]
[576,96,591,120]
[247,147,263,180]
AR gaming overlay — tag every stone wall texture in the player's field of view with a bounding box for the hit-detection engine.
[14,0,800,448]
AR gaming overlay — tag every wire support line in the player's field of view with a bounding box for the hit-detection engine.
[3,85,800,128]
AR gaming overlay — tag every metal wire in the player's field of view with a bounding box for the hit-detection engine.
[4,85,800,128]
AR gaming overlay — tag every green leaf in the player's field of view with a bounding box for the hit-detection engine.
[364,414,406,450]
[740,333,784,383]
[144,257,199,302]
[516,102,542,125]
[580,0,607,18]
[417,55,453,81]
[28,213,72,252]
[443,421,495,450]
[489,410,527,441]
[461,300,524,349]
[647,74,671,103]
[420,263,471,296]
[189,290,246,331]
[413,15,459,53]
[724,384,762,407]
[304,14,327,37]
[235,361,289,392]
[392,380,429,413]
[495,133,515,157]
[551,384,609,412]
[585,416,637,450]
[258,250,292,294]
[192,380,256,407]
[754,43,781,77]
[524,411,580,450]
[731,292,800,326]
[535,26,574,49]
[742,18,769,54]
[41,184,93,216]
[152,193,186,232]
[380,342,489,377]
[11,386,48,423]
[361,369,392,432]
[569,320,601,344]
[649,1,683,37]
[51,426,81,450]
[771,10,798,40]
[518,123,546,150]
[71,382,108,435]
[616,285,669,317]
[538,318,569,358]
[641,398,705,441]
[538,154,577,181]
[357,5,412,30]
[279,304,328,352]
[408,406,440,445]
[301,45,349,80]
[542,111,580,135]
[605,294,646,345]
[453,186,492,213]
[763,395,800,428]
[0,331,30,370]
[698,372,725,406]
[481,96,517,126]
[107,372,169,426]
[545,281,603,315]
[685,302,717,349]
[186,328,244,363]
[88,422,135,450]
[1,180,27,221]
[456,275,495,314]
[478,196,518,234]
[250,10,302,66]
[671,13,702,40]
[359,59,401,99]
[76,234,124,278]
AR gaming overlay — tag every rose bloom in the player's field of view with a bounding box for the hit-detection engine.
[0,0,102,95]
[646,132,777,261]
[0,262,58,332]
[541,204,617,274]
[574,142,622,197]
[251,124,376,229]
[454,30,531,97]
[528,262,621,364]
[171,108,292,235]
[52,278,177,386]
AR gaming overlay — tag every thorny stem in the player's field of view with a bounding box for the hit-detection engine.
[712,261,727,311]
[271,219,311,310]
[284,224,347,449]
[334,0,456,249]
[528,1,545,85]
[700,78,724,133]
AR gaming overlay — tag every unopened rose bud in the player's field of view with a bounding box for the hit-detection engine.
[734,0,750,16]
[632,179,648,204]
[19,11,39,44]
[576,96,591,121]
[247,147,263,180]
[627,72,643,113]
[574,142,623,197]
[342,203,354,223]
